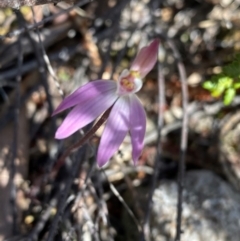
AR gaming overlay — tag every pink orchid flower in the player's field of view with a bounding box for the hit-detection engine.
[53,39,159,167]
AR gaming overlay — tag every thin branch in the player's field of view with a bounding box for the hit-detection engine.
[142,53,165,241]
[81,201,100,241]
[0,45,78,135]
[110,30,134,79]
[89,182,111,238]
[46,147,87,241]
[166,39,189,241]
[101,169,142,233]
[71,158,103,240]
[97,0,129,78]
[0,44,79,81]
[53,106,112,172]
[16,10,54,117]
[28,194,59,240]
[0,0,92,40]
[31,6,65,98]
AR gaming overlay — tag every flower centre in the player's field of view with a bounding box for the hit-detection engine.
[117,70,142,95]
[120,78,135,91]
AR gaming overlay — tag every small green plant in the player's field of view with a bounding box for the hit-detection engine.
[203,54,240,105]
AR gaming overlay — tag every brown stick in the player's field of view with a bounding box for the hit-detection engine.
[0,0,74,9]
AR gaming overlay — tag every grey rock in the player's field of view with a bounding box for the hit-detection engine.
[151,170,240,241]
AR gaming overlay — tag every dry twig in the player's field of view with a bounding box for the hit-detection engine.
[166,38,189,241]
[142,50,165,241]
[0,0,92,39]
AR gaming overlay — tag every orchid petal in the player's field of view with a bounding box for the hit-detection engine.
[55,91,118,139]
[97,96,130,167]
[130,39,159,78]
[53,80,117,115]
[129,95,146,164]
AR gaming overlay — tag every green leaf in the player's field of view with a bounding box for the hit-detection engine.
[233,82,240,89]
[224,88,236,105]
[212,83,225,97]
[202,53,240,104]
[222,54,240,78]
[203,81,216,90]
[218,76,233,88]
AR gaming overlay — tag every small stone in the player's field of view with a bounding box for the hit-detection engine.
[187,72,202,86]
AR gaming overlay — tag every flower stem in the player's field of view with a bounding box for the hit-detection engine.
[55,106,113,170]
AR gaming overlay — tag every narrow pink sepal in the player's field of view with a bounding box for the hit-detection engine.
[52,80,117,116]
[130,39,159,78]
[97,96,130,167]
[55,91,118,139]
[129,95,146,165]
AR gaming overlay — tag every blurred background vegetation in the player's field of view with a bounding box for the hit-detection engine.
[1,0,240,240]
